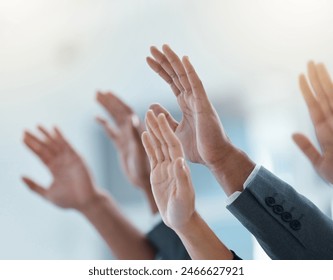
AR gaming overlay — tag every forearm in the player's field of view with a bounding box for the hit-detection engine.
[174,212,234,260]
[80,191,156,259]
[208,146,255,196]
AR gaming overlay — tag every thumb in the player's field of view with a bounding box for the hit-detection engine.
[96,117,118,140]
[149,104,178,131]
[292,133,322,166]
[22,177,47,197]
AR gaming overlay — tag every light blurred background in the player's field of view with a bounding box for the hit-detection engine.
[1,0,333,259]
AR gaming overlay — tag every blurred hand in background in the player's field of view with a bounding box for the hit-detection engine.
[294,62,333,185]
[96,92,157,213]
[22,126,155,259]
[22,126,98,210]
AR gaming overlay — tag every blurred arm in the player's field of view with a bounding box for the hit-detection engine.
[80,191,155,259]
[22,126,155,259]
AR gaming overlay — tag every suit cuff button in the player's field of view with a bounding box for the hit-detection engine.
[290,220,301,231]
[281,212,292,222]
[273,205,284,214]
[265,197,276,207]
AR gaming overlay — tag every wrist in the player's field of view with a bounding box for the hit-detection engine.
[78,189,109,215]
[173,210,200,236]
[207,145,255,196]
[174,211,234,260]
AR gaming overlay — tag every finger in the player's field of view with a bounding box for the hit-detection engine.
[149,103,179,131]
[37,126,59,154]
[145,110,168,161]
[308,61,332,116]
[53,127,75,153]
[37,126,56,143]
[162,44,192,93]
[292,133,322,167]
[53,126,66,144]
[142,132,157,169]
[146,57,181,96]
[96,117,118,140]
[157,114,183,160]
[22,176,47,197]
[96,91,132,113]
[150,46,185,92]
[23,131,54,164]
[96,91,133,125]
[182,56,212,112]
[174,157,193,196]
[299,74,325,125]
[316,63,333,113]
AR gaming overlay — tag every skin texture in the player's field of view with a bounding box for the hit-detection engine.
[22,126,155,259]
[146,44,255,195]
[293,62,333,184]
[96,92,157,213]
[142,111,233,260]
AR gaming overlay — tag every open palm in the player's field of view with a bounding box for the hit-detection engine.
[142,111,195,230]
[22,126,97,210]
[96,92,150,189]
[147,45,231,168]
[294,62,333,184]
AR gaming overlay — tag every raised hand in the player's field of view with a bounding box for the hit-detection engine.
[147,45,254,195]
[96,92,151,190]
[142,110,195,230]
[22,125,156,259]
[147,45,229,165]
[22,126,99,210]
[293,62,333,184]
[142,110,233,260]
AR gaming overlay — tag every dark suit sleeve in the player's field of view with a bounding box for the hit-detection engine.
[146,221,191,260]
[227,166,333,259]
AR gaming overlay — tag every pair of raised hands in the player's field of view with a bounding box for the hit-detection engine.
[142,47,333,232]
[22,92,154,213]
